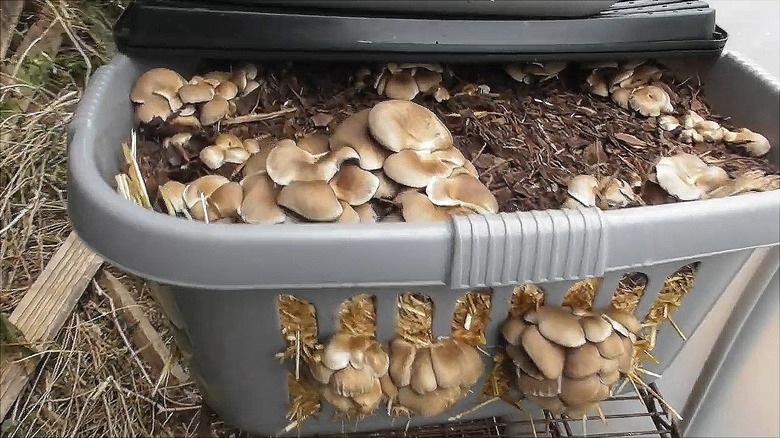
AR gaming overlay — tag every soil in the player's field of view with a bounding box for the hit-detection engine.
[135,60,779,216]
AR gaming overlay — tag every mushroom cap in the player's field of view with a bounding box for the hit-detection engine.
[383,149,453,188]
[429,339,463,389]
[433,86,451,102]
[215,81,238,100]
[373,170,401,199]
[213,133,243,150]
[409,348,438,394]
[130,68,186,103]
[521,325,566,381]
[368,100,453,152]
[336,202,361,223]
[329,164,381,206]
[331,365,375,397]
[617,336,634,373]
[453,340,484,387]
[200,95,230,126]
[597,177,635,209]
[320,385,355,413]
[309,360,335,384]
[604,309,641,334]
[516,371,560,397]
[379,371,398,398]
[600,356,620,375]
[159,180,187,214]
[506,344,546,381]
[560,374,606,406]
[242,138,261,154]
[629,85,673,117]
[182,175,229,208]
[394,190,451,223]
[656,154,728,201]
[384,71,420,100]
[199,145,226,170]
[330,110,390,171]
[209,181,243,218]
[322,333,353,370]
[658,115,680,131]
[601,368,621,387]
[354,203,378,223]
[224,147,251,164]
[178,83,215,104]
[727,128,771,157]
[567,175,599,207]
[536,306,587,348]
[242,139,277,177]
[278,180,343,222]
[504,64,527,83]
[238,173,285,224]
[297,134,331,157]
[397,386,458,417]
[587,71,609,97]
[426,173,498,214]
[596,333,625,359]
[364,341,390,377]
[611,87,632,109]
[580,316,614,343]
[136,94,173,124]
[352,379,383,414]
[501,318,528,346]
[563,343,603,379]
[413,69,443,93]
[389,338,417,387]
[347,336,374,369]
[267,140,357,186]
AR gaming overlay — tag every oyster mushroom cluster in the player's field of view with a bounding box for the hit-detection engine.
[383,337,484,417]
[372,63,450,102]
[659,110,771,157]
[504,61,568,84]
[501,306,640,417]
[585,61,674,117]
[130,65,260,128]
[308,334,389,416]
[652,153,779,201]
[563,175,640,210]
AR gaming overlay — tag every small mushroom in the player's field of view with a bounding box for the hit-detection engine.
[277,180,343,222]
[397,386,461,417]
[597,177,636,209]
[679,128,705,144]
[611,87,631,109]
[506,344,546,381]
[309,360,335,384]
[587,71,609,97]
[364,342,390,377]
[209,181,243,218]
[330,109,391,170]
[336,202,360,223]
[429,339,463,389]
[426,173,498,214]
[135,94,173,124]
[394,190,451,222]
[354,203,378,223]
[603,309,641,334]
[521,326,566,381]
[567,175,599,208]
[159,180,186,214]
[409,348,438,395]
[455,340,484,388]
[580,316,613,343]
[200,95,230,126]
[239,173,285,224]
[682,110,706,129]
[373,170,401,199]
[413,69,444,94]
[724,128,771,157]
[501,317,529,346]
[389,338,417,387]
[178,82,215,104]
[658,115,680,131]
[560,374,606,406]
[655,153,729,201]
[516,371,559,397]
[618,337,634,373]
[130,68,186,106]
[330,164,381,206]
[368,100,453,152]
[243,139,277,177]
[629,85,673,117]
[266,140,358,186]
[182,175,229,221]
[352,379,383,414]
[535,306,587,348]
[224,147,251,164]
[297,134,330,157]
[215,81,239,100]
[563,343,603,379]
[331,365,375,397]
[322,333,353,370]
[320,385,355,413]
[384,70,420,100]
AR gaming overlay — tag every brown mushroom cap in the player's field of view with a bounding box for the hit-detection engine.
[329,164,381,206]
[297,134,331,157]
[309,360,335,384]
[352,379,383,414]
[516,371,560,397]
[604,309,641,334]
[354,203,378,223]
[611,87,632,109]
[596,333,625,359]
[242,139,277,177]
[397,386,458,417]
[200,95,230,126]
[278,180,343,222]
[426,173,498,214]
[136,94,173,124]
[535,307,587,348]
[267,140,357,186]
[429,339,463,389]
[521,326,566,381]
[130,68,186,103]
[413,69,443,93]
[334,202,360,223]
[209,181,243,218]
[506,344,546,381]
[455,340,484,387]
[178,82,215,104]
[322,333,353,370]
[364,342,389,377]
[501,318,528,346]
[587,71,609,97]
[238,173,285,224]
[368,100,453,152]
[629,85,673,117]
[580,316,614,343]
[330,110,391,171]
[384,71,420,100]
[725,128,772,157]
[600,356,620,376]
[379,372,398,398]
[389,338,417,387]
[224,147,251,164]
[601,368,621,387]
[320,385,355,413]
[215,80,239,100]
[159,180,187,214]
[183,175,229,221]
[567,175,599,208]
[617,337,634,373]
[395,190,451,223]
[383,149,453,188]
[560,374,606,406]
[563,343,603,379]
[655,153,729,201]
[331,365,375,397]
[409,348,438,395]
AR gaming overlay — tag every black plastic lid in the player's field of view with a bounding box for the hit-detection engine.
[114,0,728,62]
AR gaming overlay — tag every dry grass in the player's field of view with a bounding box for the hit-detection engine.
[395,293,434,347]
[451,289,492,347]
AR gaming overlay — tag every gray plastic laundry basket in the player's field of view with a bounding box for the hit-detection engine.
[66,51,780,435]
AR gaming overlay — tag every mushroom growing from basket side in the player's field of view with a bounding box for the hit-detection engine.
[501,306,641,418]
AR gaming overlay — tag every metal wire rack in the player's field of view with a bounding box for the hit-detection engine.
[312,383,681,438]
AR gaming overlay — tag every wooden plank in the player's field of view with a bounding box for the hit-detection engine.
[0,232,103,419]
[0,0,24,60]
[102,272,189,385]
